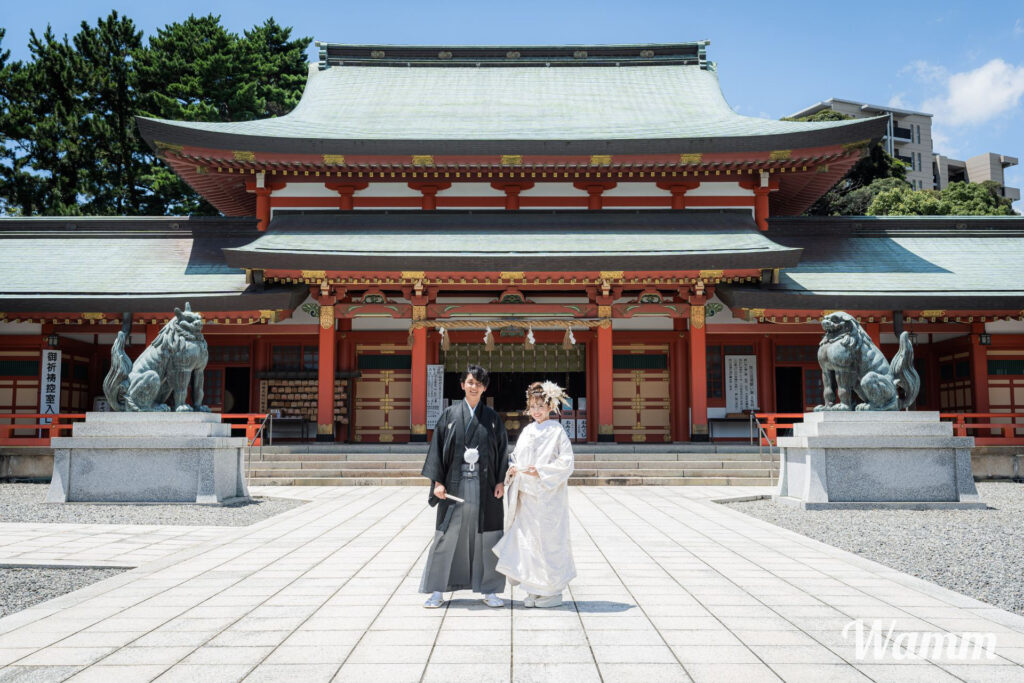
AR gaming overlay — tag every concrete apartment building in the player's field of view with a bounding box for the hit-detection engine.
[790,98,1020,201]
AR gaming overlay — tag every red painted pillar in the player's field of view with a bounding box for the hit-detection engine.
[574,181,615,210]
[596,322,614,441]
[670,319,689,442]
[753,187,771,231]
[254,188,272,232]
[688,299,709,441]
[327,182,368,211]
[410,326,428,442]
[970,323,990,414]
[145,324,159,346]
[657,181,700,210]
[316,300,336,441]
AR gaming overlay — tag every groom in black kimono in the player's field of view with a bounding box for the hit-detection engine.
[420,364,509,608]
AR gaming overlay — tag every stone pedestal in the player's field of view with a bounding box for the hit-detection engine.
[774,411,985,510]
[47,413,250,505]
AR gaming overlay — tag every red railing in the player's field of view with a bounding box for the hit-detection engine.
[752,412,1024,447]
[219,414,269,446]
[0,413,268,447]
[941,413,1024,446]
[753,413,804,446]
[0,414,86,446]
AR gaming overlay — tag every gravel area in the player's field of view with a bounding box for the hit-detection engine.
[723,482,1024,616]
[0,567,128,619]
[0,483,307,526]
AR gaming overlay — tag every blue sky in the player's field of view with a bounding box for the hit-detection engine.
[4,0,1023,212]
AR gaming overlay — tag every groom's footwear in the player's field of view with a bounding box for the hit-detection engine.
[534,593,563,608]
[423,591,444,609]
[523,594,536,608]
[482,593,504,608]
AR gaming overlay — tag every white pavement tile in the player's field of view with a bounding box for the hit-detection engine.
[595,663,692,683]
[65,664,170,683]
[0,485,1023,683]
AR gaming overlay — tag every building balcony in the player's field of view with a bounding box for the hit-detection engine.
[896,154,914,166]
[892,125,913,141]
[1004,186,1021,202]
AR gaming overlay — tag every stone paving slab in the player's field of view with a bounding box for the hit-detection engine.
[0,485,1021,682]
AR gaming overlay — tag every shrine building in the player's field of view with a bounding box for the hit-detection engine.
[2,42,1023,445]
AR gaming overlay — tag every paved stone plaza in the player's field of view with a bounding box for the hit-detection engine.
[2,486,1024,682]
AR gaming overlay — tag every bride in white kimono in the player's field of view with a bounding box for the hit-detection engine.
[493,381,577,608]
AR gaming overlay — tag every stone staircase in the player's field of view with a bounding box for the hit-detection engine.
[245,444,779,487]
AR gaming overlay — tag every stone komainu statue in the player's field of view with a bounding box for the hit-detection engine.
[103,303,210,412]
[815,311,920,412]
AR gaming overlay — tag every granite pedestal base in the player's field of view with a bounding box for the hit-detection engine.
[774,411,985,510]
[47,412,250,505]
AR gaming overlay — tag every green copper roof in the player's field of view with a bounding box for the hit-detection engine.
[223,210,802,272]
[137,43,884,152]
[0,217,306,312]
[717,216,1024,310]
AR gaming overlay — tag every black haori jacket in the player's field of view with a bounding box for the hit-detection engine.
[421,400,509,533]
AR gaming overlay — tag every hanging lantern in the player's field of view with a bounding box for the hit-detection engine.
[484,326,495,351]
[524,326,535,350]
[439,325,450,351]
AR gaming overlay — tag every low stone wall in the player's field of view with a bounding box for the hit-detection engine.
[972,446,1024,481]
[4,444,1024,482]
[0,448,53,481]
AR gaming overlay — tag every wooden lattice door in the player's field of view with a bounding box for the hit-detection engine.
[612,344,671,443]
[353,344,411,443]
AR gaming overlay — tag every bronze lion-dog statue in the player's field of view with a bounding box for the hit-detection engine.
[103,303,210,412]
[815,311,920,412]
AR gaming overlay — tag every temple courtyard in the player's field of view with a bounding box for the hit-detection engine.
[1,485,1023,683]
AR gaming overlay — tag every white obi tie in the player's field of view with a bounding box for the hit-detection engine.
[463,448,479,472]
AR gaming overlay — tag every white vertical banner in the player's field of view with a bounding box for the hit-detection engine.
[425,364,445,428]
[561,418,576,440]
[39,349,62,423]
[725,355,758,413]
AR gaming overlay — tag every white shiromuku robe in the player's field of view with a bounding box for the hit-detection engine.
[493,419,577,597]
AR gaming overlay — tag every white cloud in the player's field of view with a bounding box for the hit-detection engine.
[888,93,906,108]
[902,60,948,83]
[1014,18,1023,37]
[930,127,958,157]
[922,58,1024,127]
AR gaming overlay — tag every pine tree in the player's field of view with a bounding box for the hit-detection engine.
[74,12,149,215]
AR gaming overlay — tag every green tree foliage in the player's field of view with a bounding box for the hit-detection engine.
[868,180,1017,216]
[782,109,855,123]
[0,14,310,216]
[780,110,912,216]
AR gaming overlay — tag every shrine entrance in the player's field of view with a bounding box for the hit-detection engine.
[441,343,587,442]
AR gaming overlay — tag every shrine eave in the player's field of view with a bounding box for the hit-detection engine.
[716,287,1024,312]
[0,286,308,314]
[718,215,1024,311]
[223,210,802,273]
[137,116,887,158]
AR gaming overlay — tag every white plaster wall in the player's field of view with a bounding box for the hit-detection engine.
[270,207,339,217]
[687,182,752,197]
[440,183,505,197]
[602,182,662,197]
[987,320,1024,334]
[705,295,752,325]
[357,183,428,197]
[520,182,584,197]
[0,322,41,335]
[273,183,336,198]
[612,317,674,330]
[351,317,413,331]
